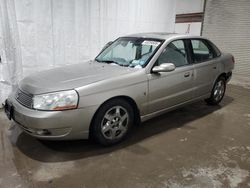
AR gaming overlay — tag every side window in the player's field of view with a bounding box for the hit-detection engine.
[191,40,214,62]
[157,40,188,67]
[207,40,221,57]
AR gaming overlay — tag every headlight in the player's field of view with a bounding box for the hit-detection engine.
[33,90,78,111]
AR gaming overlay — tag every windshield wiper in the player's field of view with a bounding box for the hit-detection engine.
[96,59,121,65]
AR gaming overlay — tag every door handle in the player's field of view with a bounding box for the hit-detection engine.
[184,72,190,77]
[213,66,217,69]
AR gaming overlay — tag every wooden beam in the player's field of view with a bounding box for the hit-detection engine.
[175,12,203,23]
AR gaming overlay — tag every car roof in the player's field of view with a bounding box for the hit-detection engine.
[124,32,205,40]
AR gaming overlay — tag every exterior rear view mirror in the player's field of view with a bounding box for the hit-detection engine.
[152,63,176,73]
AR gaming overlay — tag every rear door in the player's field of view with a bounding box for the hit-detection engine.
[189,39,220,98]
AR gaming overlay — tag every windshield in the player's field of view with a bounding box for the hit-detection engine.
[95,37,163,68]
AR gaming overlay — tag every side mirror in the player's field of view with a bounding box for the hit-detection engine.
[102,41,113,50]
[152,63,176,73]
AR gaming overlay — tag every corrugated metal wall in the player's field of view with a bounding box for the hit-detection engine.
[202,0,250,80]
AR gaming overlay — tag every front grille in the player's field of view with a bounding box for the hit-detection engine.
[15,89,33,108]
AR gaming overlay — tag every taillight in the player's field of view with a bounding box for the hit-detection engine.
[232,56,235,64]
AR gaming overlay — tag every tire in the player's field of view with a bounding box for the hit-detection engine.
[205,76,226,105]
[91,98,134,146]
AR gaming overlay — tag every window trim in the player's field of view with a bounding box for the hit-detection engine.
[184,39,193,65]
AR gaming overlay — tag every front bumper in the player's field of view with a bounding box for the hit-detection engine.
[4,94,98,140]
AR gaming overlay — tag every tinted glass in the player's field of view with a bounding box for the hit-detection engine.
[191,40,214,62]
[157,40,188,67]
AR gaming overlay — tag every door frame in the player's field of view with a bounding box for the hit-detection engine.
[146,38,195,114]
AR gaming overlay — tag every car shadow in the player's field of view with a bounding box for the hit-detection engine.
[14,95,234,162]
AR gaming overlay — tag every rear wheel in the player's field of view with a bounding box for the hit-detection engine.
[206,76,226,105]
[91,99,134,146]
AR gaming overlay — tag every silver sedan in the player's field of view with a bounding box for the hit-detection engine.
[4,33,234,145]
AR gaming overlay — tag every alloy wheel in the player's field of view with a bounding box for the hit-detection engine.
[213,80,225,102]
[101,106,129,140]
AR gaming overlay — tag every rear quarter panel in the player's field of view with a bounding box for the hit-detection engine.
[217,53,234,74]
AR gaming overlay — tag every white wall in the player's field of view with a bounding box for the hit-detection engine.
[175,22,202,35]
[176,0,204,14]
[14,0,176,76]
[174,0,204,35]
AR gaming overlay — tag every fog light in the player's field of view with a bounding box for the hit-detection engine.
[36,129,51,136]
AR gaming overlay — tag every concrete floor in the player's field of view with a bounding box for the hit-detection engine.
[0,84,250,188]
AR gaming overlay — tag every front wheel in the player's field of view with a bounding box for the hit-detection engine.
[91,99,134,146]
[205,76,226,105]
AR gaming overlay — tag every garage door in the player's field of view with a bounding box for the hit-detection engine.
[202,0,250,81]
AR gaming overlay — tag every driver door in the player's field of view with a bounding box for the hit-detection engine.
[147,40,195,113]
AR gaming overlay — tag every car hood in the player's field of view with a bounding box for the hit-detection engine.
[19,61,138,94]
